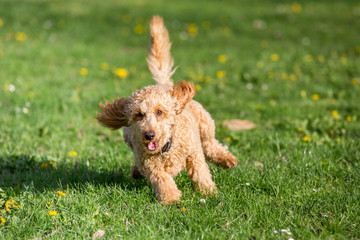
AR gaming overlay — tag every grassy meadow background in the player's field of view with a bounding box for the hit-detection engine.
[0,0,359,239]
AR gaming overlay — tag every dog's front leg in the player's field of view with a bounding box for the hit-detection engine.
[186,151,217,196]
[149,171,182,204]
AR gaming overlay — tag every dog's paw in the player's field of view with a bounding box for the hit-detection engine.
[220,154,238,169]
[158,189,182,205]
[199,183,218,196]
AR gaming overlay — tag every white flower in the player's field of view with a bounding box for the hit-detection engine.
[200,199,206,203]
[280,228,292,235]
[245,183,250,186]
[261,84,269,91]
[22,107,29,114]
[8,84,16,92]
[289,238,294,240]
[312,189,317,192]
[273,230,278,234]
[246,83,253,90]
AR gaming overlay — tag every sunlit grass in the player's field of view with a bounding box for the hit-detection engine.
[0,0,359,239]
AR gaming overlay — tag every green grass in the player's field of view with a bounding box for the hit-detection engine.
[1,0,359,239]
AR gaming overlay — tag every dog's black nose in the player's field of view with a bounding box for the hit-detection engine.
[144,131,155,140]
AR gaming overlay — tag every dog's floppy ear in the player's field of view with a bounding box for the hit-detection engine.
[171,81,196,114]
[97,98,129,130]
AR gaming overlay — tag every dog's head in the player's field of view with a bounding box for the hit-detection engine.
[97,81,195,154]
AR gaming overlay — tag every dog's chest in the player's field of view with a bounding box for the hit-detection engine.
[162,150,187,177]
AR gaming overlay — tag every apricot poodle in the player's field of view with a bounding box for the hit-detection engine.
[97,16,237,204]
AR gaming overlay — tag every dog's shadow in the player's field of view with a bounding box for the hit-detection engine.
[0,154,148,193]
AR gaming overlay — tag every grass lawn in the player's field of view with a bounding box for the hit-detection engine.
[1,0,360,239]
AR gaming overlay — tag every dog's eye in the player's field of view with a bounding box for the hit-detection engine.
[157,110,163,116]
[137,112,144,118]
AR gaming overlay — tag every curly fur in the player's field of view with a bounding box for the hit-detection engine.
[97,16,238,204]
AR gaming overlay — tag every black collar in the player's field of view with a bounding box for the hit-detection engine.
[160,136,173,159]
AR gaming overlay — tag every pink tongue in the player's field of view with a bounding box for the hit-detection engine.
[148,141,159,151]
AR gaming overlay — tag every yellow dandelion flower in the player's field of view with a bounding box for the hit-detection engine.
[225,137,231,142]
[300,90,306,98]
[28,91,35,98]
[46,201,53,208]
[68,151,78,157]
[195,84,202,91]
[218,54,227,63]
[270,99,277,106]
[41,162,49,169]
[289,74,296,81]
[304,54,313,62]
[312,94,319,101]
[216,70,225,79]
[47,210,58,216]
[356,46,360,54]
[0,18,3,27]
[281,73,288,80]
[15,32,27,42]
[346,116,352,122]
[5,200,14,212]
[204,76,211,83]
[302,136,311,142]
[187,23,198,37]
[268,72,274,78]
[94,210,99,215]
[79,68,88,76]
[340,54,347,64]
[270,54,279,62]
[317,55,325,63]
[332,110,339,120]
[351,78,358,86]
[223,27,231,36]
[256,61,264,68]
[14,205,21,209]
[115,68,128,78]
[56,191,66,197]
[0,217,5,225]
[255,105,261,110]
[293,65,301,74]
[181,207,186,212]
[134,24,144,35]
[291,2,302,13]
[100,62,109,71]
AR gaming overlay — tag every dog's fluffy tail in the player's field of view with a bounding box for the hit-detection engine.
[147,16,175,88]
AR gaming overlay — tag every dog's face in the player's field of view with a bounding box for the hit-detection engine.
[97,81,195,154]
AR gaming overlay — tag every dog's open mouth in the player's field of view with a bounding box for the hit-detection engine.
[147,141,159,151]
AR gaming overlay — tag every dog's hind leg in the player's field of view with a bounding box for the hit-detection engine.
[188,101,238,169]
